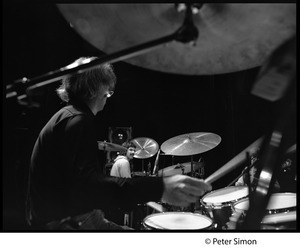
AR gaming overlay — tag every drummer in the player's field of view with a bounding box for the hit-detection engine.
[110,141,136,178]
[109,141,136,226]
[25,56,212,230]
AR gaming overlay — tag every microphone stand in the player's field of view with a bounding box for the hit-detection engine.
[7,4,200,100]
[226,152,256,187]
[152,149,160,175]
[238,75,296,230]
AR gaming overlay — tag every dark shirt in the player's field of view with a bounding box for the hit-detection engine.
[26,100,163,225]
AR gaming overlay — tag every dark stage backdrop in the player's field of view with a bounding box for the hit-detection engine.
[3,2,291,230]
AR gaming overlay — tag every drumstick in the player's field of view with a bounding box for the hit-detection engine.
[204,136,264,184]
[146,201,166,213]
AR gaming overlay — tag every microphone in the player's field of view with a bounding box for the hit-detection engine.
[205,137,263,184]
[251,35,296,102]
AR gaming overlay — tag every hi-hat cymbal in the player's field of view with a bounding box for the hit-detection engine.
[57,4,296,75]
[161,132,221,156]
[131,137,159,159]
[97,141,127,152]
[158,161,204,177]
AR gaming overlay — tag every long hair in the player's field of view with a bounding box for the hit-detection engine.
[56,57,116,102]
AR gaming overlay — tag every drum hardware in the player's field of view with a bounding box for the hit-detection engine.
[158,161,204,177]
[229,212,297,230]
[204,137,263,184]
[152,149,161,175]
[131,171,147,177]
[124,203,151,230]
[57,4,296,75]
[281,158,292,173]
[131,137,159,173]
[226,151,259,187]
[97,141,127,174]
[146,162,152,175]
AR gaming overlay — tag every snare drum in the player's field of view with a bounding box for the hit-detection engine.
[143,212,215,230]
[230,192,297,230]
[201,186,249,229]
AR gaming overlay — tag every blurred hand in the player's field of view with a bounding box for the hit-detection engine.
[162,175,212,207]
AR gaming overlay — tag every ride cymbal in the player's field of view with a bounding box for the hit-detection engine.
[131,137,159,159]
[57,4,296,75]
[161,132,221,156]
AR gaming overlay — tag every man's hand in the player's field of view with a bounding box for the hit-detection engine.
[162,175,212,207]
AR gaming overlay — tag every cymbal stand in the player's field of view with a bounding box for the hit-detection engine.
[152,149,160,175]
[141,159,145,173]
[7,4,201,100]
[102,142,108,175]
[190,155,194,177]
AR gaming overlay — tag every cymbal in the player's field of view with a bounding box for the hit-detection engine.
[97,141,127,152]
[161,132,221,156]
[158,161,204,177]
[57,4,296,75]
[131,137,159,159]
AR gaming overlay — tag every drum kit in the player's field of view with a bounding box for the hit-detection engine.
[6,3,296,230]
[98,131,297,230]
[98,128,296,231]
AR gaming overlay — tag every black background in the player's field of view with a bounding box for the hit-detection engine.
[3,2,295,230]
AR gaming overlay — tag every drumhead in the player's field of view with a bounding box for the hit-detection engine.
[143,212,213,230]
[202,186,249,206]
[234,198,249,212]
[267,193,296,211]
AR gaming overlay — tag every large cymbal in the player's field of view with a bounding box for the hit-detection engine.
[131,137,159,159]
[57,4,296,75]
[161,132,221,156]
[158,161,204,177]
[97,141,127,152]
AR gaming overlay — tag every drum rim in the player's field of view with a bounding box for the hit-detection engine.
[261,210,297,224]
[201,186,249,207]
[233,193,297,214]
[143,212,214,230]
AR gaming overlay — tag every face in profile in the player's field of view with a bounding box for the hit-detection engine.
[96,85,114,113]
